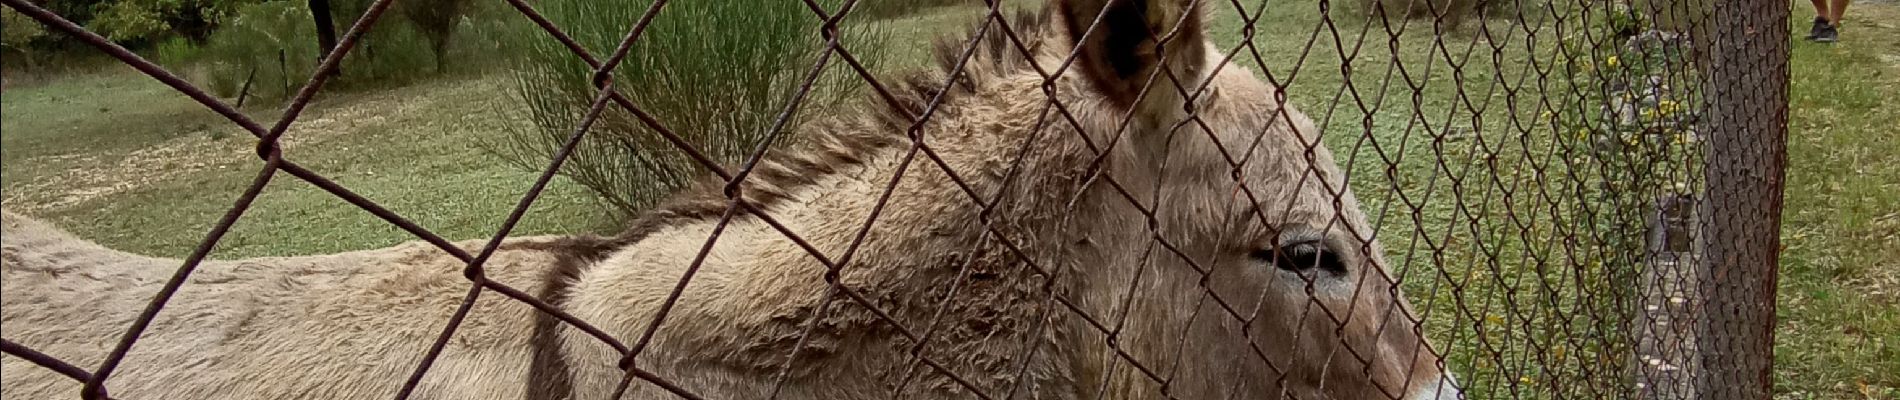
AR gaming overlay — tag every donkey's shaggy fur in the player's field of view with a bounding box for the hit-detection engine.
[0,211,624,399]
[3,1,1460,399]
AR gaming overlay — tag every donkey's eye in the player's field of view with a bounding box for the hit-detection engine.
[1251,240,1345,275]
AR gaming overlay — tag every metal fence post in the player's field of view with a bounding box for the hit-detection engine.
[1696,0,1789,398]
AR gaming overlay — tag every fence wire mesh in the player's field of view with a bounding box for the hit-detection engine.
[0,0,1787,399]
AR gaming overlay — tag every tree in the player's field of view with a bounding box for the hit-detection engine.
[309,0,336,75]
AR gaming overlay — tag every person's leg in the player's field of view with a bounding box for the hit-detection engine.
[1813,0,1848,42]
[1807,0,1832,39]
[1828,0,1850,25]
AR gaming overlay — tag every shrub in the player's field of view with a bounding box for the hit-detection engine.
[498,0,888,219]
[182,1,315,99]
[84,0,260,43]
[1503,8,1700,394]
[153,0,439,102]
[1553,3,1698,194]
[152,36,200,65]
[323,0,448,79]
[435,0,540,73]
[396,0,471,72]
[3,7,46,51]
[3,7,47,75]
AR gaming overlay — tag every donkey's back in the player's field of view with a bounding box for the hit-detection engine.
[0,211,581,400]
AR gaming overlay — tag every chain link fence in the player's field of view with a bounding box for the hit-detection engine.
[0,0,1787,398]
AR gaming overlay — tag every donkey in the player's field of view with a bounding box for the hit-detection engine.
[1,0,1462,399]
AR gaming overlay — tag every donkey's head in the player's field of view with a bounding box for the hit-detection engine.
[931,0,1461,398]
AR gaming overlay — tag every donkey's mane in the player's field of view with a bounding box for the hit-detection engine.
[609,6,1057,243]
[518,12,1061,395]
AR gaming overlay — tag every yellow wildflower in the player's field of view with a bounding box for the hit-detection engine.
[1656,100,1682,116]
[1605,55,1620,68]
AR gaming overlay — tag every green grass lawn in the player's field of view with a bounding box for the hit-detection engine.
[1,73,608,257]
[1,1,1894,399]
[1773,3,1900,398]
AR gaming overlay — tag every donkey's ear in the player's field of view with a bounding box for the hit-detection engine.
[1058,0,1206,110]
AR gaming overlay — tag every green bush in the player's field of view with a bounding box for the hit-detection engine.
[152,36,200,65]
[3,7,46,51]
[3,7,48,75]
[1552,3,1698,198]
[154,0,440,102]
[322,0,444,79]
[396,0,470,72]
[322,0,470,74]
[498,0,888,219]
[84,0,260,43]
[178,1,313,99]
[441,0,539,72]
[1466,7,1700,396]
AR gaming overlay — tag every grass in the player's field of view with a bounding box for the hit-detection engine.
[1,70,232,186]
[2,71,605,258]
[1772,3,1900,398]
[0,1,1894,399]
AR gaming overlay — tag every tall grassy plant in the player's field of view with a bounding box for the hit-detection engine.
[502,0,885,219]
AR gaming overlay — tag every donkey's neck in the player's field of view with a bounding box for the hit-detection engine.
[558,74,1138,396]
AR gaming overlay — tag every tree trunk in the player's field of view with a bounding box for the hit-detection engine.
[432,37,449,74]
[1694,0,1789,397]
[309,0,340,77]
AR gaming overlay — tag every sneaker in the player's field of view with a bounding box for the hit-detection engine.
[1807,17,1830,40]
[1814,23,1839,43]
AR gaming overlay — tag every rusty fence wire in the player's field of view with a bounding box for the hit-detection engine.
[0,0,1787,398]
